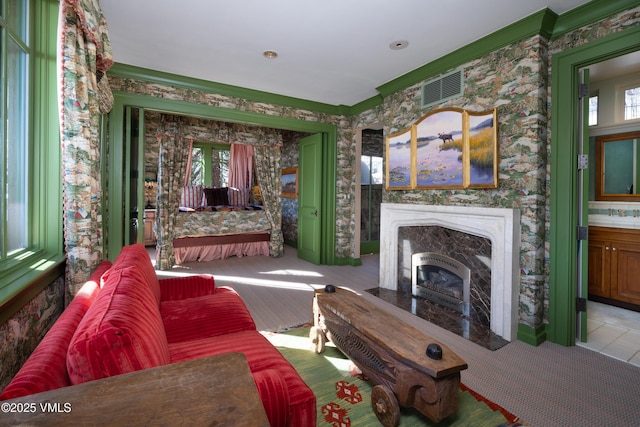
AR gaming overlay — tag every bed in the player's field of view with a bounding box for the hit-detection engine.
[172,208,271,263]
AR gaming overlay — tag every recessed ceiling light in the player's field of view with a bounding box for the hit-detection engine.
[263,50,278,59]
[389,40,409,50]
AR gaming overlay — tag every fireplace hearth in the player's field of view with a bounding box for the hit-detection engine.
[378,203,520,343]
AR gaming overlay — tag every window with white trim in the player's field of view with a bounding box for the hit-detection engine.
[624,86,640,121]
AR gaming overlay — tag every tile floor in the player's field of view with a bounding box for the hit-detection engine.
[577,301,640,367]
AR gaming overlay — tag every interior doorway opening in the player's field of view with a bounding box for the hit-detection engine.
[358,127,383,255]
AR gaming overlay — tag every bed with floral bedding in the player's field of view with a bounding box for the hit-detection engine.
[172,186,271,263]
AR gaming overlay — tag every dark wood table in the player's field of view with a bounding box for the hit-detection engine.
[0,352,269,427]
[312,286,468,426]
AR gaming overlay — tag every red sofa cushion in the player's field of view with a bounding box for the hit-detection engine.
[158,275,216,302]
[108,243,160,305]
[168,330,316,427]
[161,287,256,343]
[0,261,112,400]
[67,265,170,385]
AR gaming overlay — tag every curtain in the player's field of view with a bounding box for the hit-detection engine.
[254,145,284,257]
[155,116,191,270]
[58,0,113,300]
[229,144,254,188]
[183,140,194,186]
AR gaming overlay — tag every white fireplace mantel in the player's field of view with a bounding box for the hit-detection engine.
[379,203,521,341]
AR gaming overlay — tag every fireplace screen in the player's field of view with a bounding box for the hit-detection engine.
[412,252,471,316]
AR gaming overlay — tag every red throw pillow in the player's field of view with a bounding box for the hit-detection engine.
[67,266,170,385]
[107,243,160,305]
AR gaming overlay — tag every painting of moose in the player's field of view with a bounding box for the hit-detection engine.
[438,132,454,143]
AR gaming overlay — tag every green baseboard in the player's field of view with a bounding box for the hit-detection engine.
[333,257,363,267]
[517,323,547,346]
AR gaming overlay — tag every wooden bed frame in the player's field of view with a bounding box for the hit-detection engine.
[173,232,270,248]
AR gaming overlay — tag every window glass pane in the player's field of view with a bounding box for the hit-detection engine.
[6,37,29,254]
[189,147,204,186]
[212,149,229,187]
[5,0,29,41]
[588,96,598,126]
[361,155,372,185]
[371,156,383,184]
[624,87,640,121]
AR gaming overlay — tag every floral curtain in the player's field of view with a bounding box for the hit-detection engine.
[155,116,192,270]
[58,0,113,299]
[254,145,284,257]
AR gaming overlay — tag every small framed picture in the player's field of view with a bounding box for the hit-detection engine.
[281,167,298,198]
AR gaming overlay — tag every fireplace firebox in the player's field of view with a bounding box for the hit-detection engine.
[412,252,471,317]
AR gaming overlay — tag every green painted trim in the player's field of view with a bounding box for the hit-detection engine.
[549,26,640,346]
[333,257,363,267]
[517,323,547,346]
[108,92,338,262]
[108,63,346,116]
[360,241,380,255]
[349,95,384,116]
[0,258,65,326]
[552,0,640,38]
[376,9,558,98]
[0,0,63,320]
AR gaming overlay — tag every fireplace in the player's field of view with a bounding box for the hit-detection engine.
[412,252,471,316]
[379,203,520,342]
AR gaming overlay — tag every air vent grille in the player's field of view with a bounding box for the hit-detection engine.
[421,69,463,108]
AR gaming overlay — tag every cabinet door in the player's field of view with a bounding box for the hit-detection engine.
[588,239,610,298]
[611,242,640,306]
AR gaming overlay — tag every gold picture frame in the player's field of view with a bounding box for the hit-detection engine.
[385,107,498,190]
[281,167,298,198]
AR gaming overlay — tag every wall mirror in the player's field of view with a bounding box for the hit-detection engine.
[595,130,640,201]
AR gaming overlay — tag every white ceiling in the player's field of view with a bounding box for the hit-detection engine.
[101,0,596,106]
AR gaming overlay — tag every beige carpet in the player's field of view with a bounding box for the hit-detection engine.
[154,247,640,426]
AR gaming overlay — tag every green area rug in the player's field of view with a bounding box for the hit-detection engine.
[264,326,525,427]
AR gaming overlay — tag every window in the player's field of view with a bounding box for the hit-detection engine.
[624,86,640,120]
[588,95,598,126]
[2,0,29,258]
[188,143,230,187]
[1,0,63,315]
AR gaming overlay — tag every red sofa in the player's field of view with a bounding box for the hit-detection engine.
[1,244,316,426]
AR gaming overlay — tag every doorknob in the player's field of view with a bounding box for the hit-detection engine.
[313,210,318,217]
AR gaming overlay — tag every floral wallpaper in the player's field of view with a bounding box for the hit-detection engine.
[106,16,587,329]
[0,276,64,391]
[3,8,638,391]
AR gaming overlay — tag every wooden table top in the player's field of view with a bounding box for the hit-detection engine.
[315,287,467,378]
[0,352,269,427]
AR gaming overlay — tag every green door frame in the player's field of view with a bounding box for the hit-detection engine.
[548,26,640,346]
[107,92,337,264]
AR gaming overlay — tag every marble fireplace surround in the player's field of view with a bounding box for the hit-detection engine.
[379,203,521,341]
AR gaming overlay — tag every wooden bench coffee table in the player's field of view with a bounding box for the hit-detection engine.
[311,285,468,426]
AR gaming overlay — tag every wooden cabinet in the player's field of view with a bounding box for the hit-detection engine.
[588,226,640,309]
[143,209,156,246]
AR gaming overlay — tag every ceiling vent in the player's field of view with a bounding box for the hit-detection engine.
[421,68,464,108]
